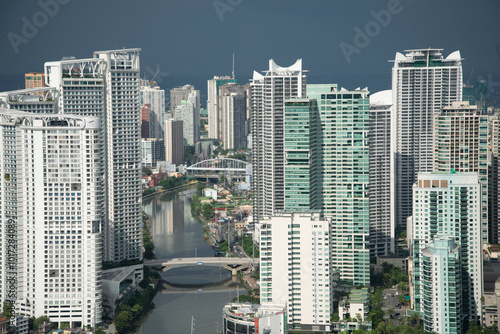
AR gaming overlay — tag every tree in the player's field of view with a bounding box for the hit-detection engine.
[220,240,228,253]
[144,241,155,259]
[387,306,395,321]
[397,281,408,294]
[131,304,142,316]
[115,310,133,333]
[398,294,406,304]
[60,322,69,330]
[202,203,214,220]
[466,323,483,334]
[143,188,155,197]
[196,183,206,196]
[483,326,500,334]
[2,302,12,325]
[142,167,152,176]
[409,312,420,326]
[33,316,51,330]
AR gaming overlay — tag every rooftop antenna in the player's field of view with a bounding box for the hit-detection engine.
[232,54,235,80]
[467,66,475,86]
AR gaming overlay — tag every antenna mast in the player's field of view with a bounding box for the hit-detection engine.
[232,54,235,80]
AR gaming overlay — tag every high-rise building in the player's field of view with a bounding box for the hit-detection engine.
[490,117,500,244]
[421,236,462,334]
[283,98,317,212]
[24,72,47,97]
[433,101,489,242]
[0,87,57,113]
[251,59,306,222]
[141,104,151,139]
[45,49,143,261]
[391,49,463,232]
[369,90,394,256]
[0,110,103,328]
[170,84,200,114]
[140,85,165,140]
[207,76,237,140]
[307,84,370,286]
[219,83,247,150]
[410,172,483,323]
[141,138,165,168]
[165,119,184,165]
[174,92,200,146]
[259,212,331,332]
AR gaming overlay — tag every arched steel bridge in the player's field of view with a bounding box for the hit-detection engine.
[186,158,252,174]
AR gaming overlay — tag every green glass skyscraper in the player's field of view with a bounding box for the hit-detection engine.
[282,84,370,286]
[283,99,318,211]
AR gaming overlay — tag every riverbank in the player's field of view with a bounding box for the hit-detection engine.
[142,180,198,200]
[136,183,254,333]
[188,186,259,301]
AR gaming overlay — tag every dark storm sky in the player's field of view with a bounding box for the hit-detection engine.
[1,0,499,92]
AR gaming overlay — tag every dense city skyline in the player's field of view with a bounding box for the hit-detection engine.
[2,1,500,333]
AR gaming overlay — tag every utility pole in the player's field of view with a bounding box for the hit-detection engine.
[228,219,231,254]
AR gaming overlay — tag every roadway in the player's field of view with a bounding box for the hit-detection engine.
[145,257,258,268]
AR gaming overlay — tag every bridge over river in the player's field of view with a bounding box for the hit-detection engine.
[145,257,259,276]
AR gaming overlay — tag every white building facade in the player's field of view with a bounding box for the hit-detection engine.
[251,59,306,223]
[0,111,103,328]
[140,85,165,140]
[174,92,200,146]
[45,49,143,262]
[259,212,331,332]
[207,76,237,140]
[410,172,483,323]
[369,90,394,256]
[391,49,463,233]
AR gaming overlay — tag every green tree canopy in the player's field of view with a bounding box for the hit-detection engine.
[115,310,133,333]
[202,203,214,220]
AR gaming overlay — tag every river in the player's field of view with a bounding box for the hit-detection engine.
[135,187,245,334]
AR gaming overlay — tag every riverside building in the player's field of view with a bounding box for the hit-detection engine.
[0,110,103,328]
[250,59,307,223]
[45,49,143,262]
[259,212,331,332]
[307,84,371,286]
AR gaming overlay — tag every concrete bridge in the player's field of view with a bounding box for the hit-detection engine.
[145,257,259,276]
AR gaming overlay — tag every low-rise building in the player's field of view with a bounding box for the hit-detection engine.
[338,288,372,331]
[102,265,144,316]
[222,303,286,334]
[482,262,500,329]
[203,188,218,200]
[12,314,29,334]
[199,197,213,204]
